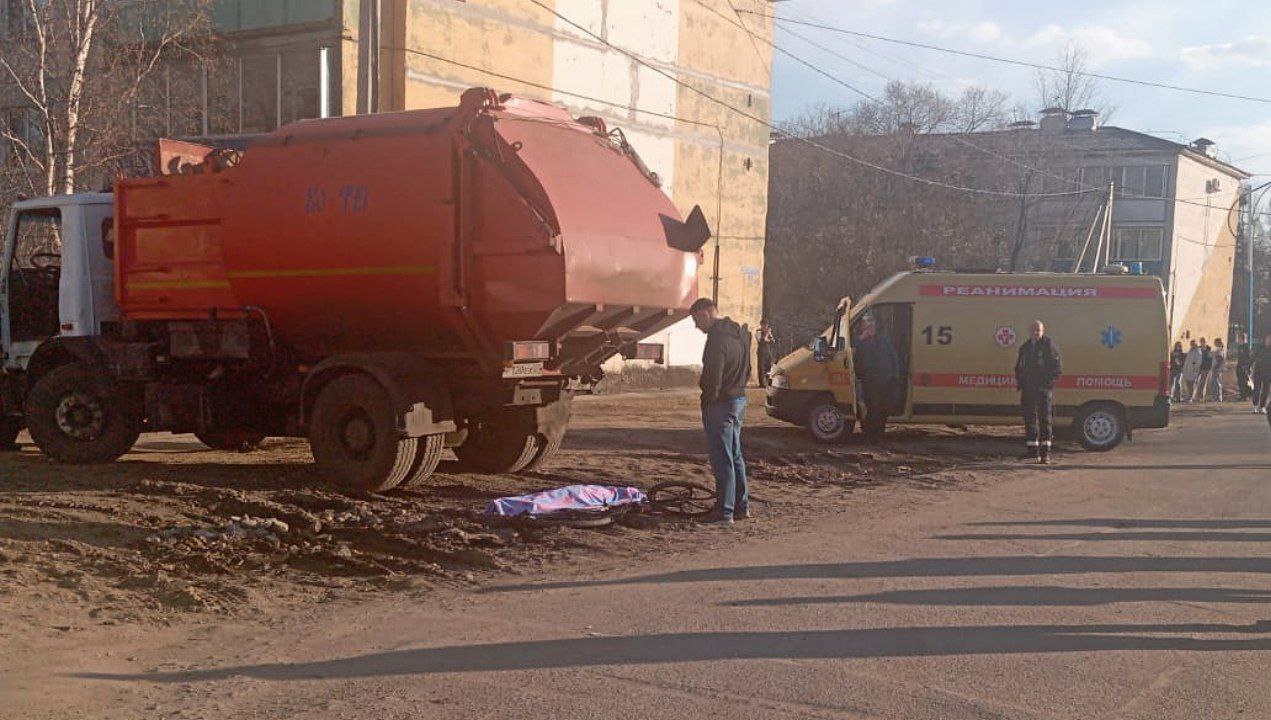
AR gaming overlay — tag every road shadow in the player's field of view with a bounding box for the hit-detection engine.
[76,620,1271,683]
[963,463,1271,472]
[937,531,1271,542]
[969,518,1271,529]
[723,585,1271,608]
[485,555,1271,593]
[564,424,1022,459]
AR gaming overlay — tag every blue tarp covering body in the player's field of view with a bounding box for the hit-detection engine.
[485,484,647,517]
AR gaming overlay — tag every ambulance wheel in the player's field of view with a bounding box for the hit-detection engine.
[806,402,853,443]
[1075,402,1125,451]
[25,362,141,464]
[308,375,419,493]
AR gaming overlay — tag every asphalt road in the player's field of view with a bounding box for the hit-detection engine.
[9,404,1271,719]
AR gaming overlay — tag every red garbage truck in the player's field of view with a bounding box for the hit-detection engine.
[0,87,709,491]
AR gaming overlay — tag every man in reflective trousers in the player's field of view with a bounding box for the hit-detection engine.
[1015,319,1063,464]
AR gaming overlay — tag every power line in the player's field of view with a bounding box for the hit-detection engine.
[724,4,1271,214]
[415,6,1271,218]
[393,46,718,129]
[736,9,1271,105]
[526,0,1094,200]
[697,0,1101,196]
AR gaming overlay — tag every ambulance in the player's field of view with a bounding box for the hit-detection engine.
[765,266,1171,450]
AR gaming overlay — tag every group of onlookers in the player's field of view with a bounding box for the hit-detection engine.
[1170,336,1226,402]
[1173,333,1271,413]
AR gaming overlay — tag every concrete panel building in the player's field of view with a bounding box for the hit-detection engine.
[184,0,775,366]
[765,111,1249,350]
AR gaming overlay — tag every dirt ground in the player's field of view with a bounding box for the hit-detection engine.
[0,389,1026,636]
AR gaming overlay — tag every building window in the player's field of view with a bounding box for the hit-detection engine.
[240,55,279,133]
[1112,226,1164,261]
[199,48,326,136]
[1079,165,1111,187]
[1,0,31,38]
[1119,165,1168,199]
[1,106,44,161]
[1080,165,1169,198]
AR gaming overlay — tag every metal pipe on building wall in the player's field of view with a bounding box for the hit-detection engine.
[319,46,331,119]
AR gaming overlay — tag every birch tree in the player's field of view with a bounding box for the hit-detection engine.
[0,0,218,201]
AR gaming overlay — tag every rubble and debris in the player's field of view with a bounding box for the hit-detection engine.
[0,391,1018,623]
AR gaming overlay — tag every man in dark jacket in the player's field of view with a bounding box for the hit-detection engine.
[1235,332,1253,402]
[1254,334,1271,414]
[691,298,751,524]
[1015,319,1062,463]
[853,315,899,441]
[756,319,776,388]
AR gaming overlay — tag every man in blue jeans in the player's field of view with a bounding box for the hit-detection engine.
[690,298,751,525]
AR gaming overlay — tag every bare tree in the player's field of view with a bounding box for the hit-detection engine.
[781,81,1009,139]
[0,0,219,201]
[953,85,1011,133]
[1033,44,1115,118]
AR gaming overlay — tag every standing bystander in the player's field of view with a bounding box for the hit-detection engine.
[1193,338,1213,402]
[1015,320,1062,463]
[690,298,751,524]
[1181,339,1202,402]
[1253,334,1271,414]
[756,319,776,388]
[1208,338,1226,402]
[853,315,899,442]
[1169,341,1186,402]
[1235,333,1253,403]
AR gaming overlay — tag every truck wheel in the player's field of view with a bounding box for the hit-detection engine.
[25,362,140,464]
[523,393,572,472]
[1075,402,1125,451]
[806,402,853,443]
[399,434,446,488]
[450,408,540,474]
[523,427,565,472]
[0,417,22,451]
[196,429,267,452]
[308,375,419,492]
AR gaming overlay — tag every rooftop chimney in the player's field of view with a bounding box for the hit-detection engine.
[1039,107,1068,134]
[1068,109,1100,132]
[1191,137,1216,157]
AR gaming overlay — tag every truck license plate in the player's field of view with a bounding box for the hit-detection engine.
[503,362,544,378]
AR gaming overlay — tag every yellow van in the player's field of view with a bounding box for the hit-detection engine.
[765,269,1171,450]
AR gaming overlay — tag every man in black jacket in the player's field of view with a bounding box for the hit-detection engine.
[1015,319,1062,463]
[1235,332,1253,402]
[854,315,899,441]
[691,298,751,524]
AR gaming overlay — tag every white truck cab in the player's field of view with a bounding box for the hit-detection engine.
[1,193,117,371]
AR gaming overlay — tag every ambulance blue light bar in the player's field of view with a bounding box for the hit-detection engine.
[911,256,936,269]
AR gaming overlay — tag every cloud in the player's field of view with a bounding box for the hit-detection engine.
[1180,36,1271,69]
[915,19,1002,43]
[1021,24,1154,64]
[1201,121,1271,176]
[914,18,1153,66]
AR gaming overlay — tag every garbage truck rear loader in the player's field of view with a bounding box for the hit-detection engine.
[0,88,710,491]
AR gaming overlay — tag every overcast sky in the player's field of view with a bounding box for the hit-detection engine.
[767,0,1271,180]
